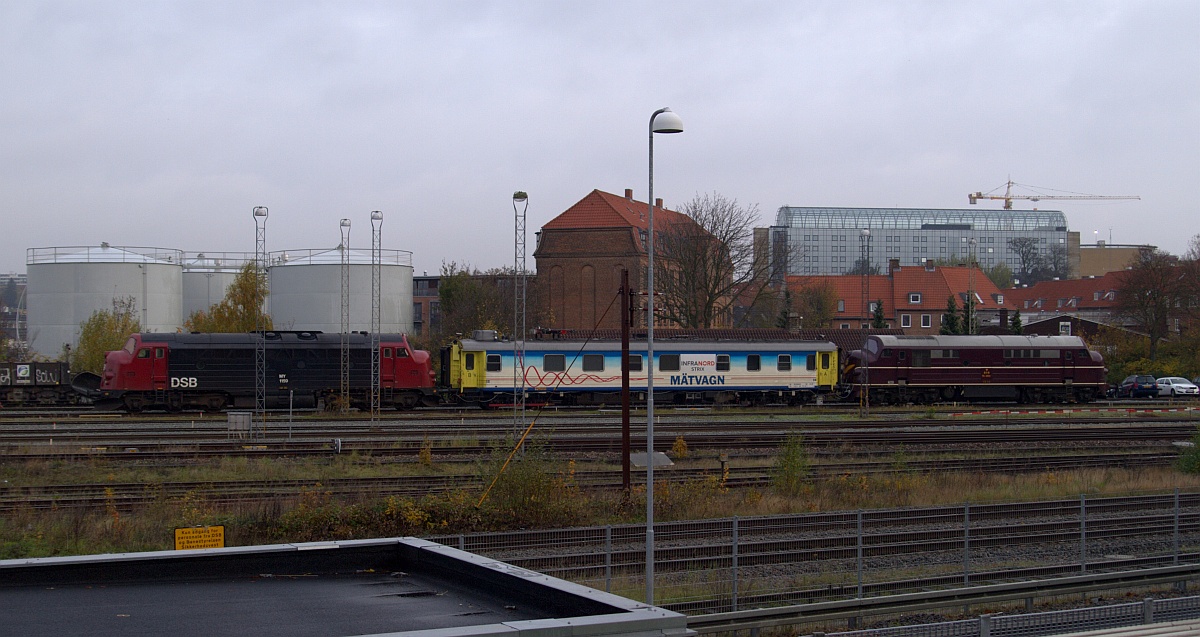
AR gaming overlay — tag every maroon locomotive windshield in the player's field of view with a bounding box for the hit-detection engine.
[864,339,880,356]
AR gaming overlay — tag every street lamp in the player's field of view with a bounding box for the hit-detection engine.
[967,238,978,334]
[859,228,871,417]
[645,106,683,606]
[513,191,529,441]
[340,218,352,414]
[370,211,383,420]
[252,206,268,434]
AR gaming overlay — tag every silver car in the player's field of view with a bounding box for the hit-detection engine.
[1156,377,1199,397]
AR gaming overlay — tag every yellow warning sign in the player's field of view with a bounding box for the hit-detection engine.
[174,526,225,550]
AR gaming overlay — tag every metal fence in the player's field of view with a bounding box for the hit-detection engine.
[821,596,1200,637]
[428,491,1200,613]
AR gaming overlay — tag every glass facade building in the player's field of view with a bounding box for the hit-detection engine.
[771,207,1069,275]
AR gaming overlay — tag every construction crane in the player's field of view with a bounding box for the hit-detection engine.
[969,180,1140,209]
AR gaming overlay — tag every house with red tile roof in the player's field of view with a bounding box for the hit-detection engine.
[785,259,1015,334]
[533,189,706,330]
[1002,271,1127,326]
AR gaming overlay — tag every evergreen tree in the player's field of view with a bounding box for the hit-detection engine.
[1010,309,1023,335]
[871,299,886,328]
[940,295,961,335]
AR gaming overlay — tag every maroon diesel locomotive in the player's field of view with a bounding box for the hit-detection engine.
[845,334,1106,404]
[79,331,437,412]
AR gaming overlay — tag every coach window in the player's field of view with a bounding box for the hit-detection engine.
[659,354,680,372]
[543,354,566,372]
[137,349,150,359]
[486,354,502,372]
[716,355,730,371]
[820,352,830,369]
[747,354,761,371]
[777,354,792,371]
[806,356,816,371]
[464,354,475,371]
[582,354,604,372]
[627,354,643,372]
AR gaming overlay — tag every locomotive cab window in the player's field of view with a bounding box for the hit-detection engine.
[747,354,761,371]
[486,354,501,372]
[582,354,604,372]
[777,355,792,371]
[137,349,150,359]
[155,348,165,358]
[912,350,931,367]
[396,348,409,358]
[659,354,680,372]
[716,355,730,371]
[543,354,566,372]
[627,354,643,372]
[383,348,392,358]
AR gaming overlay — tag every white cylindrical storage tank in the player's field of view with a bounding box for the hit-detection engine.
[182,252,254,320]
[26,245,184,357]
[268,248,414,334]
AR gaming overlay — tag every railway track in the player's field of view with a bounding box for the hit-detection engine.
[0,451,1177,512]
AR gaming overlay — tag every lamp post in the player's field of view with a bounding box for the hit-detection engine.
[645,106,683,606]
[370,211,383,420]
[340,218,351,414]
[859,228,871,417]
[967,238,978,334]
[252,206,268,434]
[513,191,529,441]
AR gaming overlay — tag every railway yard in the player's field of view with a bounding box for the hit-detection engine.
[3,402,1200,631]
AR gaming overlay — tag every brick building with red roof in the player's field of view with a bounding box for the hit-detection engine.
[533,189,703,330]
[1002,271,1127,326]
[786,259,1016,334]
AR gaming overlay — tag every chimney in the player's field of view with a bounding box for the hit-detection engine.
[888,258,900,275]
[625,188,633,200]
[999,308,1009,329]
[655,198,663,209]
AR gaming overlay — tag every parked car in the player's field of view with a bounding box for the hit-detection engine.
[1156,377,1199,398]
[1118,375,1159,399]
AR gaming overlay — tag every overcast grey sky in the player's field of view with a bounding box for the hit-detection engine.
[3,1,1197,277]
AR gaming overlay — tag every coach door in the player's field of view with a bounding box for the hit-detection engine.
[380,347,397,386]
[151,347,168,389]
[1063,349,1074,384]
[895,349,909,385]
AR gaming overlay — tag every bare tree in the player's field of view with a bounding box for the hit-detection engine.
[1006,237,1042,283]
[1046,243,1070,280]
[655,193,771,328]
[1113,248,1183,360]
[791,279,839,328]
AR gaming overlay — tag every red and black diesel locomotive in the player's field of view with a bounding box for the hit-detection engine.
[78,331,436,412]
[844,334,1107,405]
